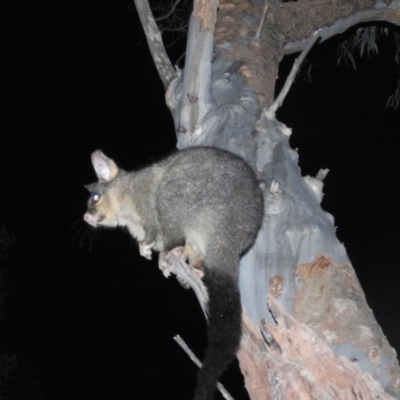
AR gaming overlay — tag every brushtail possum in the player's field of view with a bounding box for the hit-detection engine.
[83,147,264,400]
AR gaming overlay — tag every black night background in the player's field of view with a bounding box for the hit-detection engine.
[1,1,399,399]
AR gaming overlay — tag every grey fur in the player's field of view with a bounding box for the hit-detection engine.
[84,147,264,400]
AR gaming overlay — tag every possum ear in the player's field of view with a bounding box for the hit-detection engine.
[84,183,96,192]
[91,150,119,181]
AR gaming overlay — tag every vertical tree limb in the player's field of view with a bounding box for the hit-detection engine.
[177,0,219,147]
[133,0,176,88]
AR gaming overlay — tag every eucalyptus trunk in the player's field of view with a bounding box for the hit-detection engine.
[133,0,400,398]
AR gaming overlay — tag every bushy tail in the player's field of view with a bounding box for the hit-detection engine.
[193,266,242,400]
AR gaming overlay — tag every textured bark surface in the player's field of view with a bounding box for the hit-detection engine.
[135,0,400,398]
[238,256,399,399]
[239,296,397,400]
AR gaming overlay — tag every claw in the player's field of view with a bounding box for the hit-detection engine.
[139,241,155,260]
[159,250,172,277]
[163,270,171,278]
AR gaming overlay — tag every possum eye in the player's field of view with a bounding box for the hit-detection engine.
[92,193,101,203]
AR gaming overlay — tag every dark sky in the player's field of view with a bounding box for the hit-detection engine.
[1,1,399,399]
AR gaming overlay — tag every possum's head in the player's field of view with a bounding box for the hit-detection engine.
[83,150,123,228]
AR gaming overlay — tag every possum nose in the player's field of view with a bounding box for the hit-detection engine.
[84,212,97,226]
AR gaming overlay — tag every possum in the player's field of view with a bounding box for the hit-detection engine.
[83,147,264,400]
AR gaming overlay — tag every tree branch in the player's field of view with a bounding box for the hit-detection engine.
[173,335,234,400]
[281,0,400,54]
[266,29,321,119]
[133,0,176,88]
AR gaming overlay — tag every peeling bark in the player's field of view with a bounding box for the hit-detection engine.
[193,0,219,31]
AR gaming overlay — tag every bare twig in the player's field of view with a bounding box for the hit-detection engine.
[173,335,235,400]
[155,0,182,22]
[174,335,203,368]
[175,50,186,66]
[252,2,268,45]
[265,29,321,119]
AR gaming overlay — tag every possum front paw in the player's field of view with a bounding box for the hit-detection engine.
[139,241,155,260]
[158,247,184,278]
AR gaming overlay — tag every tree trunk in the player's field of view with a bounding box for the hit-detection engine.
[134,0,400,398]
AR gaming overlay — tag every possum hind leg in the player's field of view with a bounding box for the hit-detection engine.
[193,251,242,400]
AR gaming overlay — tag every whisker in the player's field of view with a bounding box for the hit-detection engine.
[69,220,97,252]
